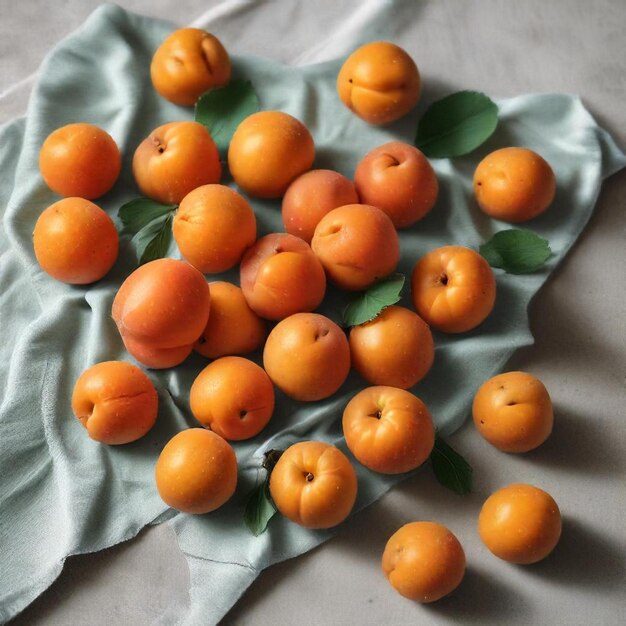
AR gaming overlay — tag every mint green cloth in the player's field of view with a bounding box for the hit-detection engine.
[0,5,624,624]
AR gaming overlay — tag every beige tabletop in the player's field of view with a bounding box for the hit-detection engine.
[2,1,625,624]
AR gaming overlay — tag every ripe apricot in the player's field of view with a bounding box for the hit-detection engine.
[474,147,556,222]
[354,141,438,228]
[269,441,357,529]
[112,258,211,369]
[190,356,275,441]
[72,361,158,445]
[349,306,434,389]
[411,245,496,333]
[240,233,326,321]
[155,428,237,514]
[151,28,231,106]
[282,169,358,243]
[194,281,265,359]
[173,184,256,273]
[263,313,350,402]
[473,371,553,453]
[343,386,434,474]
[132,121,221,205]
[311,204,399,291]
[228,111,315,198]
[382,522,466,602]
[479,483,561,564]
[33,197,118,284]
[337,41,421,125]
[39,123,121,199]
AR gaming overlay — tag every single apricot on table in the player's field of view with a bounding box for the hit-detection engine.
[39,123,121,199]
[132,121,221,205]
[240,233,326,321]
[151,27,231,106]
[474,147,556,222]
[72,361,158,445]
[337,41,421,125]
[349,305,435,389]
[228,111,315,198]
[354,141,438,228]
[411,245,496,333]
[269,441,357,529]
[479,483,561,564]
[190,356,275,441]
[155,428,237,514]
[281,169,359,243]
[382,522,466,602]
[112,258,211,369]
[343,386,435,474]
[473,371,553,453]
[33,197,119,285]
[194,281,266,359]
[263,313,350,402]
[311,203,400,291]
[173,184,256,273]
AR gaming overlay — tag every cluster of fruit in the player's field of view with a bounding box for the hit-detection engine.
[32,28,561,604]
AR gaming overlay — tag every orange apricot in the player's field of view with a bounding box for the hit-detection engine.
[39,123,121,199]
[33,197,118,284]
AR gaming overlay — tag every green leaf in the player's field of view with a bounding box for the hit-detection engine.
[479,229,551,274]
[431,435,473,495]
[244,480,277,536]
[342,274,405,327]
[195,79,259,154]
[118,197,176,236]
[131,212,175,265]
[415,91,498,158]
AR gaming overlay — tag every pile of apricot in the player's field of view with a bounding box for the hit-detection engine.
[34,28,561,605]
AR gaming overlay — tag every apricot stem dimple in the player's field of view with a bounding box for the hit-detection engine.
[305,472,314,482]
[239,410,247,419]
[368,409,383,419]
[152,136,166,154]
[439,273,449,286]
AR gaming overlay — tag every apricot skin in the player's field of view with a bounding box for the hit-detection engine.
[354,141,438,228]
[337,41,421,125]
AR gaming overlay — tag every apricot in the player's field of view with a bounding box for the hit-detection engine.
[343,386,434,474]
[263,313,350,402]
[39,123,121,199]
[269,441,357,529]
[479,483,561,564]
[190,356,275,441]
[194,281,266,359]
[411,245,496,333]
[349,306,434,389]
[474,147,556,222]
[282,169,359,243]
[33,197,118,284]
[132,121,221,205]
[112,258,211,369]
[354,141,438,228]
[72,361,158,445]
[173,184,256,273]
[382,522,466,602]
[473,371,553,453]
[337,41,421,125]
[155,428,237,514]
[228,111,315,198]
[151,27,231,106]
[311,204,399,291]
[240,233,326,321]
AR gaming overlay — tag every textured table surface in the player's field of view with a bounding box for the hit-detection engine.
[2,1,625,624]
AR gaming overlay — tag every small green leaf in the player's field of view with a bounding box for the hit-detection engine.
[244,480,277,536]
[118,197,176,236]
[479,229,551,274]
[195,79,259,154]
[415,91,498,158]
[131,212,175,265]
[431,435,473,495]
[342,274,405,327]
